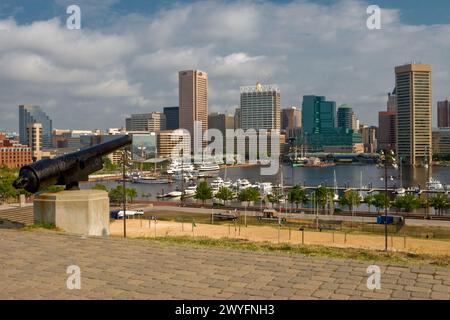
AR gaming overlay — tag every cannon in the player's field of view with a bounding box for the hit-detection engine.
[13,135,132,193]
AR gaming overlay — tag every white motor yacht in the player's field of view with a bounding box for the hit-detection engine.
[198,162,220,172]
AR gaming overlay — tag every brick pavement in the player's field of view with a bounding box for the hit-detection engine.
[0,229,449,300]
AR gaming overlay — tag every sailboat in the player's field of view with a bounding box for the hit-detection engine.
[395,159,405,195]
[422,147,429,169]
[333,170,339,201]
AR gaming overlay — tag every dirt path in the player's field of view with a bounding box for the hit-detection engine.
[110,219,450,256]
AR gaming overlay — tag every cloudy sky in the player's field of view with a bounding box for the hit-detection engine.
[0,0,450,132]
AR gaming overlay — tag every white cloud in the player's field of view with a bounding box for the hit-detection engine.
[0,0,450,131]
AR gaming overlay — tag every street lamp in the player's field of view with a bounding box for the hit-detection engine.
[120,148,132,238]
[380,150,397,251]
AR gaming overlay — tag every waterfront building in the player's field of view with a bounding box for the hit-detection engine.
[281,106,301,131]
[240,83,280,131]
[361,126,378,153]
[157,130,191,159]
[437,99,450,128]
[163,107,179,130]
[302,95,336,135]
[432,128,450,156]
[337,104,354,130]
[179,70,208,147]
[0,133,32,168]
[19,105,53,148]
[301,95,361,152]
[395,63,432,165]
[125,112,166,132]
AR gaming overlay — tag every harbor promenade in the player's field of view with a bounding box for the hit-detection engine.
[1,228,450,300]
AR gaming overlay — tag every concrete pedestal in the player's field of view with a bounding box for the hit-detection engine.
[34,190,110,236]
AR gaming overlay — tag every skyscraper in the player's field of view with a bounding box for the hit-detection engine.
[301,95,336,135]
[337,104,354,130]
[179,70,208,144]
[125,112,166,132]
[163,106,179,130]
[281,107,301,131]
[437,99,450,128]
[395,63,432,165]
[27,122,43,161]
[240,82,280,131]
[378,90,397,151]
[19,105,53,148]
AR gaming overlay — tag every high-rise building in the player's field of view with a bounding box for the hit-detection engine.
[337,104,354,130]
[387,89,397,112]
[157,130,191,158]
[432,128,450,156]
[234,108,241,129]
[27,122,43,161]
[378,90,397,151]
[125,112,166,132]
[19,105,53,148]
[163,106,179,130]
[361,126,378,153]
[240,82,280,131]
[301,95,362,152]
[281,106,301,131]
[437,99,450,128]
[302,95,336,135]
[179,70,208,145]
[208,112,234,136]
[395,63,432,165]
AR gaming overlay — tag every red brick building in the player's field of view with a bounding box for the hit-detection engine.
[0,133,32,169]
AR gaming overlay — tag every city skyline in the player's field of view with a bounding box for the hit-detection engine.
[1,0,450,131]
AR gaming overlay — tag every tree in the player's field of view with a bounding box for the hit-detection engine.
[239,187,260,227]
[195,181,213,206]
[127,188,138,203]
[267,187,284,210]
[373,193,390,213]
[314,186,333,214]
[288,185,309,209]
[215,186,234,206]
[108,185,137,204]
[364,194,375,213]
[429,194,450,216]
[91,183,108,192]
[339,190,361,212]
[393,194,421,213]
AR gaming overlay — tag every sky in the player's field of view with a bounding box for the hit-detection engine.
[0,0,449,132]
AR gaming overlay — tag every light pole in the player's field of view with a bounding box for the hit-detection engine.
[380,150,397,251]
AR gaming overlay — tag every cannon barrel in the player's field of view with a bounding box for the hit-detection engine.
[13,135,132,193]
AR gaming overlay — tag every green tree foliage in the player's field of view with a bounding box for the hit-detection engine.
[364,194,375,213]
[238,187,260,203]
[195,181,213,206]
[393,194,422,213]
[339,190,361,212]
[215,186,234,205]
[314,186,333,213]
[288,185,309,209]
[108,185,138,204]
[429,194,450,216]
[373,193,390,213]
